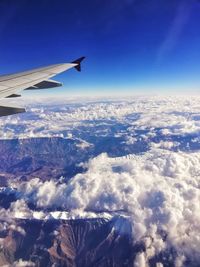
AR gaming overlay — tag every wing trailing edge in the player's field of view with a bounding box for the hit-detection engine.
[25,79,63,90]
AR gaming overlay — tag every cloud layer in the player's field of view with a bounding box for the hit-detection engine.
[1,95,200,142]
[1,95,200,266]
[2,147,200,266]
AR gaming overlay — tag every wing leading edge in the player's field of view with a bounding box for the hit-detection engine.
[0,56,85,117]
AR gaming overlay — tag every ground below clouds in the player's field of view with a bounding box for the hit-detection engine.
[0,96,200,266]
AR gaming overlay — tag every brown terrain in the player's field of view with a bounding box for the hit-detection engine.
[0,217,135,267]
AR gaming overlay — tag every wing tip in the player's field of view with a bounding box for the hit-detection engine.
[71,56,86,72]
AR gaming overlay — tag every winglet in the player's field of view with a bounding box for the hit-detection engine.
[71,57,85,72]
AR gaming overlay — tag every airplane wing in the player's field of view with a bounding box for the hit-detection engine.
[0,57,85,117]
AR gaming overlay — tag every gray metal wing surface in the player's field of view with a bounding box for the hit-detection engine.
[0,57,85,117]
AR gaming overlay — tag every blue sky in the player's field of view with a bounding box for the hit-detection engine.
[0,0,200,95]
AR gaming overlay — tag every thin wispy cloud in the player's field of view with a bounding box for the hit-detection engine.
[156,1,193,64]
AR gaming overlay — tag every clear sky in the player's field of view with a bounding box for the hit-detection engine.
[0,0,200,95]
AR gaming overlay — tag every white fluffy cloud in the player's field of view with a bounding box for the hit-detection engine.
[8,259,35,267]
[62,148,200,265]
[2,96,200,266]
[134,252,148,267]
[6,147,200,265]
[1,95,200,140]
